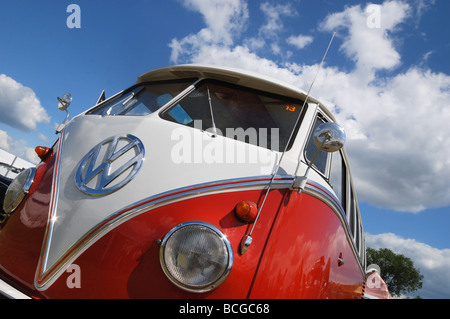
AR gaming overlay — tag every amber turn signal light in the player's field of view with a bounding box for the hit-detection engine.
[235,201,258,223]
[35,146,52,162]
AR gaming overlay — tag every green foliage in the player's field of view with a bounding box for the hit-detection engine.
[366,247,424,298]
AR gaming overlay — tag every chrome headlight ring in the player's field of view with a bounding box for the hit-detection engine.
[2,167,36,216]
[159,221,234,293]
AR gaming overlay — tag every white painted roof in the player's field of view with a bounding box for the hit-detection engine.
[137,64,336,121]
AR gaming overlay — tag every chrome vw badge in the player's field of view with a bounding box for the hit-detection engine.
[75,134,145,196]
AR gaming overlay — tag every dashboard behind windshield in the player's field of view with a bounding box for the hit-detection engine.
[160,80,305,152]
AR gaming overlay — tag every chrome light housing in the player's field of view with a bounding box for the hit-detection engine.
[159,221,233,293]
[3,167,35,215]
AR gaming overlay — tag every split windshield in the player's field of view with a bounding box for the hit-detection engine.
[88,79,305,152]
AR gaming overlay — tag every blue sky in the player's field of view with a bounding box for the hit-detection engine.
[0,0,449,299]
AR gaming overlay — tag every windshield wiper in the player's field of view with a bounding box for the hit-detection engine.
[206,86,218,137]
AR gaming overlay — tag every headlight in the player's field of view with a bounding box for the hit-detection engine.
[159,221,233,293]
[3,167,35,215]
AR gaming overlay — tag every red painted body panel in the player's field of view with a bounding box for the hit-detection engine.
[0,153,55,298]
[0,144,363,298]
[249,192,363,298]
[40,188,287,298]
[0,65,366,299]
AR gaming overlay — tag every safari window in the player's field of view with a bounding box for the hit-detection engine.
[87,80,194,116]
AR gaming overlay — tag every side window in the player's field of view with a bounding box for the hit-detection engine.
[305,118,329,175]
[349,190,356,237]
[355,213,361,254]
[360,224,366,263]
[329,150,346,212]
[349,185,365,265]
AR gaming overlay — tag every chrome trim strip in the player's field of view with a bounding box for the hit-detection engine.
[23,167,36,194]
[34,174,294,290]
[115,175,293,215]
[305,180,346,217]
[0,278,31,299]
[35,133,65,289]
[68,175,295,244]
[34,170,364,290]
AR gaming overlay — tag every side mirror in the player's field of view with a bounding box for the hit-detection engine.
[291,122,346,193]
[313,122,346,153]
[56,93,72,134]
[57,93,72,111]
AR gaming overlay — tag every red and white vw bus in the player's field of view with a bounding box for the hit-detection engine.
[0,64,366,299]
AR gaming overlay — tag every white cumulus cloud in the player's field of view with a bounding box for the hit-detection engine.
[169,0,249,63]
[168,0,450,214]
[0,74,50,132]
[259,2,296,37]
[286,34,314,50]
[320,1,410,78]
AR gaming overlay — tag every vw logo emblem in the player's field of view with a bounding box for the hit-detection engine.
[75,134,145,196]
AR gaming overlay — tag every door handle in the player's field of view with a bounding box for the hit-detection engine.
[337,252,345,267]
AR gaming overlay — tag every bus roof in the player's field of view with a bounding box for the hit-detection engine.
[137,64,336,122]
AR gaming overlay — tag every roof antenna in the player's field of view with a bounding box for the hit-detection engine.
[239,31,337,255]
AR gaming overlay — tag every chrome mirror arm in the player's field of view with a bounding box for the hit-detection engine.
[55,93,72,134]
[291,122,346,193]
[291,132,331,193]
[55,109,69,134]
